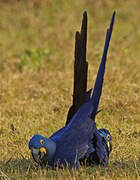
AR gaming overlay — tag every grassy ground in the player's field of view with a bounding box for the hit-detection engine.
[0,0,140,179]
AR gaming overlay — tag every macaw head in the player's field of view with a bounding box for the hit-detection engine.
[98,128,112,157]
[29,134,56,166]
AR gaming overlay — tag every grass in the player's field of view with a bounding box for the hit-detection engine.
[0,0,140,179]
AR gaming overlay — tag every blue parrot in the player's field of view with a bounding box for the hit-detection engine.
[65,12,114,166]
[29,11,115,169]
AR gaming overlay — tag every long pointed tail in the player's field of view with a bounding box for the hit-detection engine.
[91,11,116,119]
[66,11,88,124]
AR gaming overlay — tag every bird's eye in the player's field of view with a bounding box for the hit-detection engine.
[106,134,110,140]
[40,139,44,145]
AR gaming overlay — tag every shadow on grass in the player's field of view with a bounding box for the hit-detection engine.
[0,157,41,179]
[85,159,140,179]
[107,159,140,178]
[0,158,139,179]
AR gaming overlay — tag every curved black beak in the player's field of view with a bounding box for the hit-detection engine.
[30,147,46,164]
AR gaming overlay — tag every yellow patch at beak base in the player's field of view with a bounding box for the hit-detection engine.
[40,147,47,154]
[107,142,110,149]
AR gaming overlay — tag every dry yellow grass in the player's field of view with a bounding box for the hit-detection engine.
[0,0,140,179]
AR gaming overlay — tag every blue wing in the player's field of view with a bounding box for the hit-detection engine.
[49,12,115,168]
[90,11,115,120]
[50,102,96,168]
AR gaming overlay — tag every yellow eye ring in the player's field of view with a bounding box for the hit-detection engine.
[40,139,44,145]
[106,134,110,140]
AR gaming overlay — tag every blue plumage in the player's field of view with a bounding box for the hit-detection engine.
[29,100,96,168]
[29,11,115,169]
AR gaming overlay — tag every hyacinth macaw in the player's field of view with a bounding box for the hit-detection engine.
[29,11,115,169]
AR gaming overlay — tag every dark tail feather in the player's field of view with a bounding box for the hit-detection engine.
[90,11,116,119]
[66,11,88,125]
